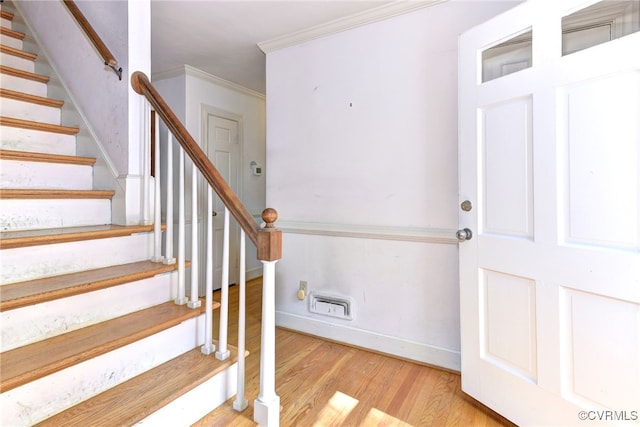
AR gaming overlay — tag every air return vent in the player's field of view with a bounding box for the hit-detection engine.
[309,293,353,320]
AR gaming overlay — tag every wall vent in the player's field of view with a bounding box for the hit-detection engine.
[309,293,353,320]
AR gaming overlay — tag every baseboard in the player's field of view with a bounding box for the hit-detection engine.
[246,266,262,281]
[275,311,461,372]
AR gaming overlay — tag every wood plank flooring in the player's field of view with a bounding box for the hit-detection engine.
[195,278,516,427]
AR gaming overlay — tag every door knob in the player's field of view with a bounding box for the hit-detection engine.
[212,211,218,217]
[456,228,473,241]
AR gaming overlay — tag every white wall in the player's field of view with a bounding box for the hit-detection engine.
[265,1,519,370]
[17,1,128,175]
[183,67,266,218]
[15,0,151,225]
[154,66,267,281]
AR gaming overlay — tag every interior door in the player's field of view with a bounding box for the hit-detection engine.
[202,112,240,291]
[458,1,640,425]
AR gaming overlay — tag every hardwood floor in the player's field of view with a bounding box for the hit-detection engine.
[194,278,516,427]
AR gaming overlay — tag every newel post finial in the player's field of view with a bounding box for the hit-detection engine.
[262,208,277,228]
[256,208,282,261]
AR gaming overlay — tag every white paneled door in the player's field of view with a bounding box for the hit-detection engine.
[203,112,240,291]
[458,1,640,425]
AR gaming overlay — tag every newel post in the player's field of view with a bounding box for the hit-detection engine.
[254,208,282,427]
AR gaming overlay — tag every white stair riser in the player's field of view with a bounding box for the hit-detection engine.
[1,272,175,352]
[1,17,12,27]
[0,97,61,124]
[1,34,23,50]
[0,315,204,426]
[0,233,153,285]
[0,198,111,231]
[136,363,238,427]
[0,159,93,190]
[0,52,35,73]
[0,74,48,97]
[0,126,76,155]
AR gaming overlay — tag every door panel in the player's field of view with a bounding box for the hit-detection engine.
[201,113,240,291]
[481,97,534,238]
[459,1,640,425]
[562,288,640,409]
[481,270,537,381]
[561,71,639,250]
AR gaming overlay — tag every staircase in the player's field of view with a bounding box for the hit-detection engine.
[0,4,240,425]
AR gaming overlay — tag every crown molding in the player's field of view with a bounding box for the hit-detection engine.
[150,66,185,83]
[152,65,265,100]
[258,0,448,53]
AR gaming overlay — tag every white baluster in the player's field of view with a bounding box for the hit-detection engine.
[233,229,248,412]
[216,206,231,361]
[254,259,280,427]
[188,163,201,309]
[151,111,163,262]
[175,148,187,305]
[201,186,215,355]
[164,132,176,265]
[141,101,151,226]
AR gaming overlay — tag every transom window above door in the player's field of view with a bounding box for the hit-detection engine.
[480,0,639,83]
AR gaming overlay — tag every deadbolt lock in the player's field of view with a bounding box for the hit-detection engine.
[461,200,472,212]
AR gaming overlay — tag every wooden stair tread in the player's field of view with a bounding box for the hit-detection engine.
[0,149,94,165]
[0,88,64,108]
[0,26,25,40]
[0,260,194,311]
[36,346,239,427]
[0,65,49,83]
[0,224,161,249]
[0,188,114,199]
[1,10,15,21]
[0,116,79,134]
[0,301,209,393]
[0,44,36,61]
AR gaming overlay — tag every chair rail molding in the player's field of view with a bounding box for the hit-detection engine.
[276,220,458,245]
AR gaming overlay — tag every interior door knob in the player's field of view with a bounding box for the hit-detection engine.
[456,228,473,241]
[212,211,218,217]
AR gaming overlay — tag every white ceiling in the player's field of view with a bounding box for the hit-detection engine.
[150,1,400,94]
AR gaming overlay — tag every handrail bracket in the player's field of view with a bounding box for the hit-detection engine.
[106,62,123,81]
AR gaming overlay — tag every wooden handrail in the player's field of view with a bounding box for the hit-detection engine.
[131,71,282,261]
[63,0,122,80]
